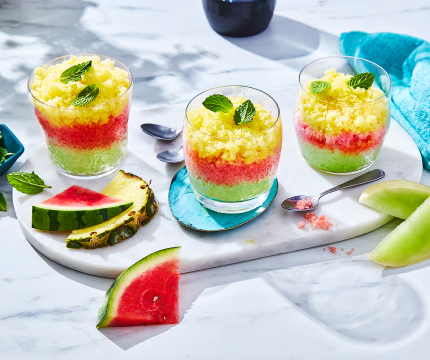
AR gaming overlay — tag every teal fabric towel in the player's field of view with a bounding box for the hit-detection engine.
[340,31,430,169]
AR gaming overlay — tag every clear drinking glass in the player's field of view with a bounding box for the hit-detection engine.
[294,56,391,175]
[184,85,282,214]
[28,54,133,178]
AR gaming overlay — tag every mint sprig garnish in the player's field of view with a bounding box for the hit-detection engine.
[234,99,256,125]
[60,60,92,84]
[0,147,14,164]
[347,72,375,90]
[7,171,51,195]
[71,84,99,106]
[203,94,233,113]
[0,193,6,212]
[310,80,331,95]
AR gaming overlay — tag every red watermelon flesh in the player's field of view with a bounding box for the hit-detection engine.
[39,185,125,209]
[97,247,180,328]
[32,185,134,231]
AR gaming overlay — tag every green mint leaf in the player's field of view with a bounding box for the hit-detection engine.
[310,80,331,95]
[0,130,6,149]
[234,99,256,125]
[0,193,6,212]
[0,147,14,164]
[347,72,375,90]
[202,94,233,113]
[60,60,92,84]
[71,84,99,106]
[7,171,51,195]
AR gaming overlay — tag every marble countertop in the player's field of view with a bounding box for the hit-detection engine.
[1,0,430,359]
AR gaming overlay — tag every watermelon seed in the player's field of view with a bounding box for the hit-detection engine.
[153,296,158,303]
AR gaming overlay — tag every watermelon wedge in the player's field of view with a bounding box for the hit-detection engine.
[97,247,180,328]
[32,185,133,231]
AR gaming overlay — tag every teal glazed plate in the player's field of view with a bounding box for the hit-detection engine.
[0,124,24,176]
[169,166,278,232]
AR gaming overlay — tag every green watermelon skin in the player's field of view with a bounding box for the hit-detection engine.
[32,204,132,231]
[97,247,180,328]
[32,185,133,231]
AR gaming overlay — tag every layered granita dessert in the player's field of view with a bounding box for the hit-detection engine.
[28,54,132,177]
[295,66,391,174]
[184,87,282,213]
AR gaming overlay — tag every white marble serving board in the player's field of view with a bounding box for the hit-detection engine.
[13,90,422,278]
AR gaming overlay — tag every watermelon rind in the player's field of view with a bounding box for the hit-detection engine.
[66,171,158,249]
[96,247,181,328]
[32,202,133,231]
[359,180,430,220]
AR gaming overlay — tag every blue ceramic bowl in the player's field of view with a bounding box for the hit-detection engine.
[0,124,24,176]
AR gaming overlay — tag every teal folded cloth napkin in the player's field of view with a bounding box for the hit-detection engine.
[340,31,430,169]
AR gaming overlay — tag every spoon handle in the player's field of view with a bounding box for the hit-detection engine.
[319,169,385,198]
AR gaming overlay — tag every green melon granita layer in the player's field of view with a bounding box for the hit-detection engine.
[47,140,126,175]
[298,141,381,174]
[188,173,273,202]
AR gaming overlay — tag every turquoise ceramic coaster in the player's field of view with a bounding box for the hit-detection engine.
[169,166,278,232]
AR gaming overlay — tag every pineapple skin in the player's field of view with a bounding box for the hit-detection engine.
[66,171,158,249]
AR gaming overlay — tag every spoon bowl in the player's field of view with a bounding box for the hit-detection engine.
[281,195,318,211]
[156,144,184,163]
[141,123,182,141]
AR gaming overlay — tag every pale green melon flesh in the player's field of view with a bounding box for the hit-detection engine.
[97,247,180,328]
[369,196,430,267]
[359,180,430,219]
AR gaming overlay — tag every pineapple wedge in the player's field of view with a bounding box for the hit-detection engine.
[66,170,158,249]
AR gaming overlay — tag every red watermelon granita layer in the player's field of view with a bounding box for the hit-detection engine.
[294,116,387,173]
[185,143,281,201]
[295,68,390,174]
[184,95,282,204]
[29,54,132,177]
[35,105,129,176]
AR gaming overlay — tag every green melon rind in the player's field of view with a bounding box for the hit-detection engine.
[32,202,133,231]
[359,180,430,220]
[369,196,430,267]
[96,247,181,328]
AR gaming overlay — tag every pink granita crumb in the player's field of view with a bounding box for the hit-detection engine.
[297,221,306,228]
[323,248,326,251]
[328,246,336,254]
[352,248,355,252]
[341,248,344,251]
[304,213,333,230]
[346,251,352,255]
[296,198,314,210]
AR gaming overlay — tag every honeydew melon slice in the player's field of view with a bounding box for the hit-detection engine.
[97,247,180,328]
[369,196,430,267]
[359,180,430,219]
[32,185,133,231]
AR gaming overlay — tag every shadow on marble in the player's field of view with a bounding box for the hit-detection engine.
[97,275,200,350]
[222,15,320,61]
[383,258,430,278]
[0,0,215,124]
[262,259,425,344]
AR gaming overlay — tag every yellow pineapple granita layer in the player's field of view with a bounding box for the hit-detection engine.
[297,68,389,136]
[30,55,131,127]
[186,96,282,164]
